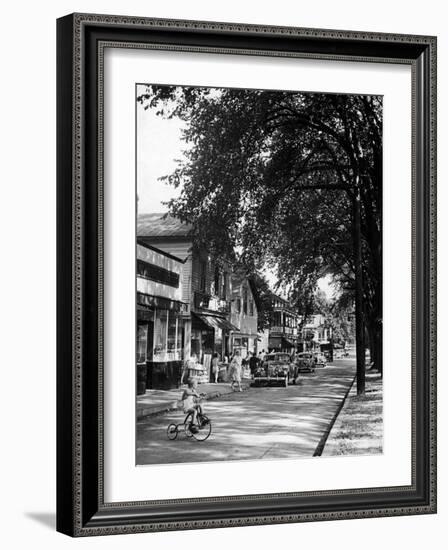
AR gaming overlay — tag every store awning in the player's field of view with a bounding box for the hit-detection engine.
[137,291,187,313]
[216,317,240,332]
[282,337,295,348]
[201,315,221,331]
[268,336,282,348]
[137,304,154,321]
[193,312,239,332]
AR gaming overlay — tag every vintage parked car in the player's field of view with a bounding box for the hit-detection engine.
[253,352,296,387]
[295,352,316,373]
[333,344,349,359]
[313,352,327,367]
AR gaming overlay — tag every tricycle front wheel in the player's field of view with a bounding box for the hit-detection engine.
[167,423,178,440]
[192,415,212,441]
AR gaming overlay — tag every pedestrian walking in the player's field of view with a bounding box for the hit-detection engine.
[249,352,260,378]
[229,350,243,392]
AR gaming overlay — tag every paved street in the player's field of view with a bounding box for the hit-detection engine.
[136,359,356,465]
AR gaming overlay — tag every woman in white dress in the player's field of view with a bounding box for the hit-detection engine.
[229,350,243,392]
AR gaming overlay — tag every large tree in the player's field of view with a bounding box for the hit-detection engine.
[247,273,274,333]
[138,85,383,384]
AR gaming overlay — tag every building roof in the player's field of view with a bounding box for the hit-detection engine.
[269,292,289,306]
[137,213,192,238]
[136,240,185,263]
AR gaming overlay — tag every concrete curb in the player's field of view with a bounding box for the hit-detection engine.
[312,374,357,456]
[137,384,250,420]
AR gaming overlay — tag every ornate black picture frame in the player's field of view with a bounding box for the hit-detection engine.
[56,13,437,536]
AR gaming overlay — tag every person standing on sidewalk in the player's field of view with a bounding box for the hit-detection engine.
[229,350,243,392]
[211,353,220,383]
[181,353,197,385]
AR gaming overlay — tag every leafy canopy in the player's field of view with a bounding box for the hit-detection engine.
[137,85,382,323]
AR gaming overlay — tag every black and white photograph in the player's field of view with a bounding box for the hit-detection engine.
[135,83,383,465]
[1,0,442,545]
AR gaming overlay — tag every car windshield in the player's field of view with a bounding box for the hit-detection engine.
[266,354,289,362]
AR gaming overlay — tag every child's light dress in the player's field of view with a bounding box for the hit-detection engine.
[182,391,196,413]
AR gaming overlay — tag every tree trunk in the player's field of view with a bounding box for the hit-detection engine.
[373,320,383,377]
[353,188,366,395]
[366,316,382,377]
[367,323,375,369]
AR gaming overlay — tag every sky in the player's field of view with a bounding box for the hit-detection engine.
[317,274,336,299]
[137,84,185,214]
[264,268,336,300]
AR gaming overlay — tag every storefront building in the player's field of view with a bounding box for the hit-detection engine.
[230,275,258,359]
[268,293,300,352]
[136,241,187,393]
[189,250,239,363]
[302,314,331,351]
[137,213,238,382]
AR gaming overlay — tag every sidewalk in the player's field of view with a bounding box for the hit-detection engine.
[137,381,250,420]
[322,370,383,456]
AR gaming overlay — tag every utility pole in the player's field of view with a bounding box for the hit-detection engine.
[353,186,366,395]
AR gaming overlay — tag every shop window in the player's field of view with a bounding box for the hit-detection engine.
[176,318,183,357]
[154,310,168,359]
[136,324,148,363]
[167,314,177,352]
[136,259,179,288]
[151,310,184,362]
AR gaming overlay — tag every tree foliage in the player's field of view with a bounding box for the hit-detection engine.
[137,85,383,370]
[247,273,274,332]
